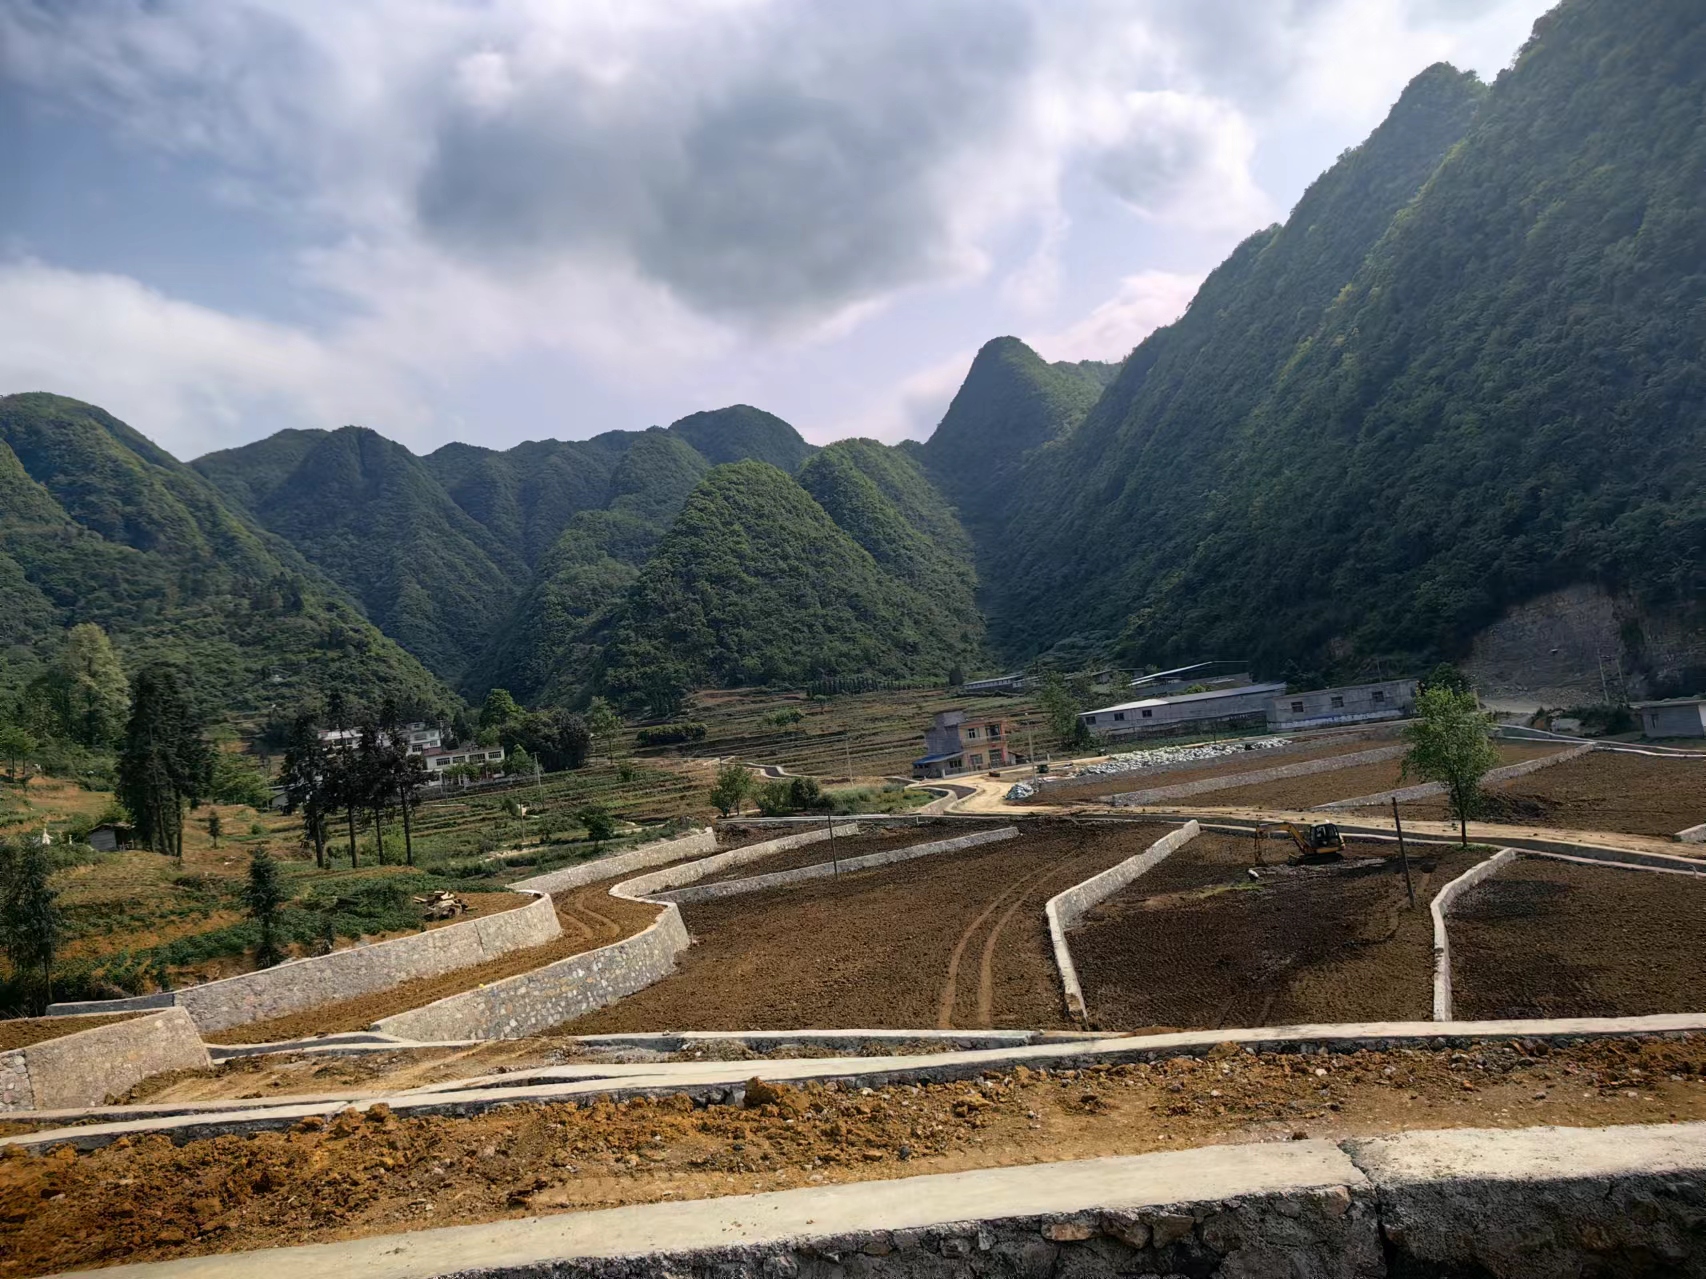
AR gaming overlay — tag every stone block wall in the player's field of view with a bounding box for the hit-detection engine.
[1429,848,1518,1020]
[658,826,1017,904]
[373,906,691,1042]
[1320,743,1593,810]
[5,1009,209,1112]
[1109,747,1405,806]
[373,827,871,1041]
[509,828,718,894]
[1048,822,1201,1021]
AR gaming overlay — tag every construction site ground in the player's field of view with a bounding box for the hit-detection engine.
[1170,742,1563,810]
[213,879,661,1045]
[1020,733,1390,806]
[565,823,1241,1035]
[1380,749,1706,838]
[8,1035,1706,1276]
[1451,855,1706,1020]
[1070,839,1485,1032]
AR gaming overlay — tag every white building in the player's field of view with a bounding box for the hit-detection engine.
[1266,679,1418,730]
[1080,683,1286,743]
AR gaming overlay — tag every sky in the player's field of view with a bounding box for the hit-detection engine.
[0,0,1554,461]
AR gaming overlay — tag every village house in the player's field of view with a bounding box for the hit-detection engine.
[911,709,1014,778]
[1266,678,1418,730]
[1080,683,1286,743]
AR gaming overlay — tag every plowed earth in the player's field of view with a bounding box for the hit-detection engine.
[8,1036,1706,1275]
[1450,855,1706,1019]
[692,826,958,885]
[1387,751,1706,838]
[0,1014,141,1051]
[567,823,1239,1033]
[1176,743,1564,810]
[1070,839,1484,1030]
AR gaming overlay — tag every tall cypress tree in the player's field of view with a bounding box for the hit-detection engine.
[117,665,212,861]
[280,713,330,869]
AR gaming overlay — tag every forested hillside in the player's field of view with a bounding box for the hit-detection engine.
[963,0,1706,682]
[0,394,453,715]
[599,461,981,709]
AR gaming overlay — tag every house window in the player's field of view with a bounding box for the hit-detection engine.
[1291,701,1304,713]
[1141,708,1153,718]
[970,754,983,768]
[1330,696,1344,709]
[950,757,963,770]
[1113,712,1126,722]
[966,727,978,739]
[1372,690,1385,703]
[987,724,1001,738]
[1085,715,1097,724]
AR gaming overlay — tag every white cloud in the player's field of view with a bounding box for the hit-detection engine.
[0,0,1555,452]
[1029,270,1204,364]
[0,259,418,456]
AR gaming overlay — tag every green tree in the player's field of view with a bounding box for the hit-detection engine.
[117,664,213,861]
[279,714,330,868]
[1036,673,1089,752]
[206,809,222,848]
[244,846,287,968]
[210,750,272,808]
[480,688,523,731]
[58,623,129,748]
[709,762,753,817]
[576,803,616,843]
[755,779,793,816]
[1418,663,1474,696]
[0,725,34,783]
[507,745,535,777]
[585,697,623,762]
[1,838,62,1006]
[1402,686,1499,847]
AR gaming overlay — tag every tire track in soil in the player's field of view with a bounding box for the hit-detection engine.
[936,865,1052,1028]
[973,847,1103,1027]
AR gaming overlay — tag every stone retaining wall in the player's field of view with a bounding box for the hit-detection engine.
[373,905,692,1042]
[1109,747,1405,806]
[80,1122,1706,1278]
[657,826,1017,904]
[1429,848,1518,1020]
[1678,823,1706,844]
[616,825,860,899]
[52,891,561,1034]
[3,1008,209,1111]
[371,828,855,1041]
[1319,742,1594,810]
[509,828,718,894]
[1047,821,1201,1022]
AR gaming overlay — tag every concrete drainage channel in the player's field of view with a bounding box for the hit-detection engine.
[46,1120,1706,1278]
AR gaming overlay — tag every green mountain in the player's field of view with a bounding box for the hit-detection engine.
[228,426,526,686]
[599,460,980,704]
[474,431,713,704]
[960,0,1706,683]
[0,394,452,715]
[420,435,631,569]
[665,406,816,472]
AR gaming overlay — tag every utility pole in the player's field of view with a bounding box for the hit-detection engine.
[843,729,854,784]
[1392,797,1416,908]
[826,811,839,878]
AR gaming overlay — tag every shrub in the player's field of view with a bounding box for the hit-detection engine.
[634,722,708,747]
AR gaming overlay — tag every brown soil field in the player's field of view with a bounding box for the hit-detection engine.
[1024,735,1389,806]
[1450,856,1706,1019]
[8,1036,1706,1275]
[1387,751,1706,838]
[0,1013,141,1052]
[212,881,662,1044]
[1176,743,1563,811]
[567,823,1238,1034]
[694,826,961,885]
[1071,840,1485,1031]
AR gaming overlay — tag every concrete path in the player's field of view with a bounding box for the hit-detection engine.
[49,1121,1706,1278]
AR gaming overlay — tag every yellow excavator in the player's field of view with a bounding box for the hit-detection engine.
[1253,821,1346,865]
